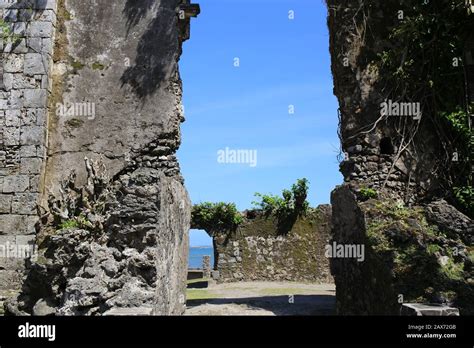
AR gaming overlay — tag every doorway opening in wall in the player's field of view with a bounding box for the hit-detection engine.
[188,229,214,270]
[178,0,340,315]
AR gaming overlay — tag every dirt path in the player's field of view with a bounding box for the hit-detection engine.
[185,281,336,316]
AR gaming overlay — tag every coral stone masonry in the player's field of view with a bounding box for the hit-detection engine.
[1,0,200,315]
[0,0,57,295]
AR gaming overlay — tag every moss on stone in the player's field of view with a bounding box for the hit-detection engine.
[70,60,85,71]
[361,198,470,312]
[65,118,84,129]
[92,62,106,70]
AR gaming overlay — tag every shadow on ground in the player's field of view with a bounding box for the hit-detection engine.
[187,281,209,289]
[186,295,336,316]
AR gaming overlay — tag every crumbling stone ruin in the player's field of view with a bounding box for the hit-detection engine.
[193,206,333,284]
[327,0,473,315]
[1,0,471,318]
[1,0,199,315]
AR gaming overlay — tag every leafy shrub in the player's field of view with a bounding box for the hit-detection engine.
[359,187,378,200]
[58,215,92,230]
[59,219,79,230]
[252,178,310,220]
[192,202,243,233]
[0,18,21,43]
[453,186,474,217]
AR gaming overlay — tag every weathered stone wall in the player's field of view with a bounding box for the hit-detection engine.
[328,1,437,202]
[212,206,333,283]
[2,0,199,315]
[327,0,473,315]
[0,0,57,303]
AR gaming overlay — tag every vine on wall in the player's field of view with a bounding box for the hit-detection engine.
[374,0,474,217]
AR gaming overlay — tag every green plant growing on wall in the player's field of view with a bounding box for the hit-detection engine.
[374,0,474,217]
[252,192,284,216]
[58,215,93,231]
[359,187,378,200]
[453,186,474,217]
[59,219,79,230]
[252,178,310,223]
[191,202,243,234]
[0,18,21,45]
[291,178,310,214]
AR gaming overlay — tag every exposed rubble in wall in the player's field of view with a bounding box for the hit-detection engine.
[6,154,189,315]
[331,186,473,315]
[0,0,57,309]
[327,0,473,315]
[196,206,334,284]
[3,0,199,315]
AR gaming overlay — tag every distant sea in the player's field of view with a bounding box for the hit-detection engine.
[189,246,214,269]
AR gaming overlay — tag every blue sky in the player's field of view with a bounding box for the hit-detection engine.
[177,0,342,246]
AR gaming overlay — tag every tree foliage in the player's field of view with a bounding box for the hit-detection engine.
[191,202,243,234]
[252,178,310,220]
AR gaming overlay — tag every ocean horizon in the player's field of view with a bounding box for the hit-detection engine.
[189,246,214,269]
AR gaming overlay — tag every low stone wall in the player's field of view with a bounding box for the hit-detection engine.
[213,205,334,283]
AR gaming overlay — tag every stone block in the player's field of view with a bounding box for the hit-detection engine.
[12,74,36,89]
[36,9,57,23]
[2,175,29,193]
[12,193,39,214]
[8,89,23,109]
[24,53,46,75]
[36,144,46,158]
[3,127,20,146]
[19,145,37,158]
[2,72,12,91]
[21,109,36,126]
[17,9,35,21]
[34,108,47,126]
[12,39,28,54]
[0,215,37,235]
[27,21,53,38]
[42,37,53,54]
[27,37,42,52]
[211,270,220,280]
[20,157,42,174]
[23,89,47,107]
[3,54,23,73]
[3,9,18,21]
[29,175,40,192]
[5,109,21,127]
[13,22,26,36]
[41,74,49,90]
[34,0,58,10]
[0,193,12,213]
[20,125,45,145]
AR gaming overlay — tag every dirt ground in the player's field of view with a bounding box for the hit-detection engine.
[185,281,336,316]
